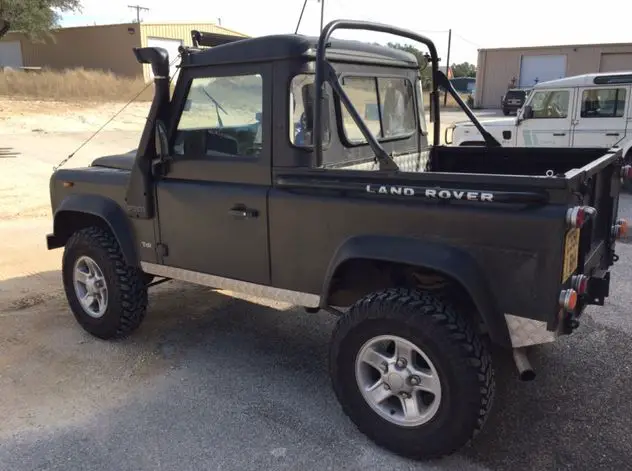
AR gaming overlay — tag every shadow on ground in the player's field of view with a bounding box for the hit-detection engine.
[0,147,19,158]
[1,270,632,470]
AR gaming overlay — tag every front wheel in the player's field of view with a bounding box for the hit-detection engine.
[62,226,148,340]
[329,288,495,459]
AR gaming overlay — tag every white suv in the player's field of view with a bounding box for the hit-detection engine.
[446,71,632,163]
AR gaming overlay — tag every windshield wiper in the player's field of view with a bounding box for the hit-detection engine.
[201,89,228,128]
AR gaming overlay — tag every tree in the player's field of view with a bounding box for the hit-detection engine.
[0,0,82,37]
[450,62,476,78]
[386,42,433,88]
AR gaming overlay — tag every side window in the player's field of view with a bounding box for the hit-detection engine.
[530,90,570,119]
[173,74,263,157]
[580,88,627,118]
[289,74,331,147]
[340,76,417,144]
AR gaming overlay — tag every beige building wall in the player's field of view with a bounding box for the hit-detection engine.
[1,22,248,79]
[475,43,632,108]
[3,23,143,77]
[138,23,249,81]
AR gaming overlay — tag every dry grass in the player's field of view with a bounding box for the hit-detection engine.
[0,67,466,110]
[0,68,154,102]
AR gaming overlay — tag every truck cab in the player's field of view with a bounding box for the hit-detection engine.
[448,71,632,162]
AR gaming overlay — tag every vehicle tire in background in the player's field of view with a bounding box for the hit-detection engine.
[502,108,510,116]
[623,150,632,194]
[62,226,148,340]
[329,287,495,459]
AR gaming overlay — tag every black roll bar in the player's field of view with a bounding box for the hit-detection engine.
[314,20,441,171]
[313,20,500,170]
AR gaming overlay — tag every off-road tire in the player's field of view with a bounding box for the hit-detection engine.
[62,226,148,340]
[329,288,495,460]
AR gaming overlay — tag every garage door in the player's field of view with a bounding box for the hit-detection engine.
[519,54,567,87]
[600,53,632,72]
[0,41,23,68]
[146,37,183,79]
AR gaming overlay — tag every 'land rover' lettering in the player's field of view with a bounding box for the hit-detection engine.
[366,185,494,202]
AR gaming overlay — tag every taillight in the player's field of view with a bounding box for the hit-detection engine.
[559,289,578,311]
[621,165,632,180]
[566,206,596,229]
[571,274,589,295]
[612,218,629,239]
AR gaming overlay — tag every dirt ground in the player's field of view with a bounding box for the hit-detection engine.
[4,98,632,471]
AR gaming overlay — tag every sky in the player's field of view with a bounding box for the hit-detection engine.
[60,0,632,65]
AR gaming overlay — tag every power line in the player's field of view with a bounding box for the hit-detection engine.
[128,4,149,23]
[452,32,482,49]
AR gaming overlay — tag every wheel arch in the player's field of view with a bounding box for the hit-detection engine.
[320,235,510,347]
[48,194,139,266]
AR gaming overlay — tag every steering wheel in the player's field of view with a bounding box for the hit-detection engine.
[547,102,563,118]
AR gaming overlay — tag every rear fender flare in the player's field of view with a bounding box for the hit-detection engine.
[52,194,139,266]
[321,235,510,347]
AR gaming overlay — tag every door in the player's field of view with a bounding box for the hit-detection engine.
[0,41,23,67]
[155,63,272,284]
[146,37,183,79]
[571,86,628,148]
[519,55,567,88]
[516,88,574,147]
[599,53,632,72]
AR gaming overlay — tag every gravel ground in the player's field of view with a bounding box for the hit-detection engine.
[1,103,631,471]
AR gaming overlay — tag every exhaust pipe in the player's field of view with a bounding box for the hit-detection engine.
[512,347,536,381]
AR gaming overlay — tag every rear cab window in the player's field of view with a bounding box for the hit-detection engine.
[340,76,417,144]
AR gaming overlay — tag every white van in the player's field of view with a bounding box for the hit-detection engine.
[446,71,632,162]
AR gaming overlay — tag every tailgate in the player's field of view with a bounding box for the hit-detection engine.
[566,149,623,280]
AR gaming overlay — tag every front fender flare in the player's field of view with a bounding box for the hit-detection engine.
[50,194,139,266]
[321,235,510,347]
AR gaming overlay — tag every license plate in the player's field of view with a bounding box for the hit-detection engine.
[562,228,580,282]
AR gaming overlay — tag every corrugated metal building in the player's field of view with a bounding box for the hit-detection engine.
[0,22,248,79]
[474,42,632,108]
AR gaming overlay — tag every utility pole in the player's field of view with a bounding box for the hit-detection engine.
[128,4,149,23]
[319,0,325,32]
[443,28,452,106]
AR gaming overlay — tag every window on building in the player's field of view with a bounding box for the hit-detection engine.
[529,89,570,119]
[173,74,263,157]
[581,88,627,118]
[289,74,331,147]
[341,76,416,144]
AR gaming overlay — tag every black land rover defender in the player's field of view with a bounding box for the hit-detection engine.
[45,20,630,460]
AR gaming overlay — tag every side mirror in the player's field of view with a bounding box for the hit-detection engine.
[522,105,534,120]
[429,91,435,123]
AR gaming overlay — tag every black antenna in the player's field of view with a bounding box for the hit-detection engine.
[128,4,149,23]
[294,0,308,34]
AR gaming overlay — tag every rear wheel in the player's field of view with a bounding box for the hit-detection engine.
[329,288,494,459]
[62,226,148,340]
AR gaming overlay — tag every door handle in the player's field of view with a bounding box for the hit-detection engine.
[553,133,566,136]
[606,133,620,136]
[228,205,258,219]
